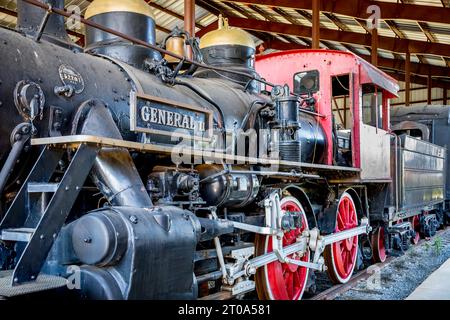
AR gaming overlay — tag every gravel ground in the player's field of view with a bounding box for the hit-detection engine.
[335,229,450,300]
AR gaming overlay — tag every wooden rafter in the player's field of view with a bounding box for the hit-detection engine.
[262,38,450,79]
[198,16,450,57]
[147,2,204,29]
[195,0,449,82]
[217,0,450,24]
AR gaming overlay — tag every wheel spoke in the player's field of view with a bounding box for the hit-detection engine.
[345,199,350,221]
[339,242,346,254]
[337,213,345,229]
[286,272,294,299]
[346,249,353,270]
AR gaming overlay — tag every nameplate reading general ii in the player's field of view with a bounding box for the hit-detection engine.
[130,91,213,139]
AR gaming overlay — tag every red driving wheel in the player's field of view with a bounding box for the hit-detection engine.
[324,192,359,284]
[371,226,387,263]
[255,197,310,300]
[410,215,421,244]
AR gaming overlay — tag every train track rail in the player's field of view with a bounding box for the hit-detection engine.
[309,226,450,300]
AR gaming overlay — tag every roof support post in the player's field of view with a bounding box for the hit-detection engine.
[371,27,378,66]
[184,0,196,58]
[405,49,411,106]
[312,0,320,49]
[444,88,448,105]
[427,73,433,105]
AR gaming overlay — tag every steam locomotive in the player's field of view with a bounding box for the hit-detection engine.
[0,0,447,300]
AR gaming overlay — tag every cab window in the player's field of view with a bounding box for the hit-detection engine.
[293,70,320,95]
[362,84,383,129]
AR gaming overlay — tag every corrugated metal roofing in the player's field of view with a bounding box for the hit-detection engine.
[0,0,448,89]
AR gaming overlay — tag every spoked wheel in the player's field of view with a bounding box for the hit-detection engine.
[255,197,310,300]
[324,192,359,284]
[409,215,421,244]
[371,226,387,263]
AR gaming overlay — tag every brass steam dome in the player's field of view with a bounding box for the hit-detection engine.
[85,0,155,20]
[200,15,255,50]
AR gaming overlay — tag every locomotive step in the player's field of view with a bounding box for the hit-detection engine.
[0,228,35,242]
[0,270,67,297]
[27,182,59,193]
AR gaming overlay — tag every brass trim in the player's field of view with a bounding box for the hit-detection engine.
[200,15,255,49]
[85,0,155,20]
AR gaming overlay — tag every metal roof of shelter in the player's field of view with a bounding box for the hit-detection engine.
[0,0,449,90]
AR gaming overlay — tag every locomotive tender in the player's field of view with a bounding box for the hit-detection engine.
[391,105,450,222]
[0,0,446,300]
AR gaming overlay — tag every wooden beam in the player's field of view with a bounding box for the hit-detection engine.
[184,0,195,58]
[418,22,437,43]
[405,50,411,106]
[384,70,450,90]
[214,16,450,57]
[384,17,429,73]
[323,12,350,32]
[399,86,427,93]
[258,39,450,89]
[148,2,204,29]
[261,38,450,78]
[371,27,378,66]
[385,20,405,39]
[333,98,345,125]
[391,98,445,106]
[427,73,433,105]
[271,7,300,25]
[312,0,320,49]
[273,6,337,50]
[444,88,448,105]
[246,4,302,47]
[218,0,450,24]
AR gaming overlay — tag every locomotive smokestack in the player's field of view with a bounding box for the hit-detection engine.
[84,0,161,69]
[17,0,70,43]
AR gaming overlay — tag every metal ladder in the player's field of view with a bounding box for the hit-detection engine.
[0,143,98,286]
